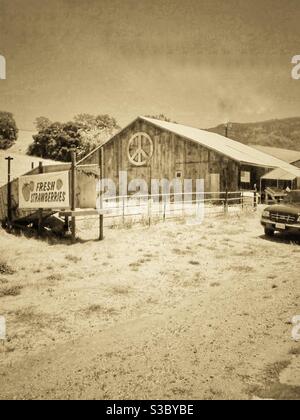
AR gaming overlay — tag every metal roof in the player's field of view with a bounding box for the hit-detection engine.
[261,167,299,181]
[251,145,300,164]
[141,117,300,176]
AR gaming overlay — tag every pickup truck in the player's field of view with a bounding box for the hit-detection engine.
[261,190,300,237]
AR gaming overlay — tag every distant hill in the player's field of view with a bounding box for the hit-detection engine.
[207,117,300,151]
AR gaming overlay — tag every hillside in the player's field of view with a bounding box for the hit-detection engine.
[208,117,300,151]
[0,151,59,187]
[9,129,36,155]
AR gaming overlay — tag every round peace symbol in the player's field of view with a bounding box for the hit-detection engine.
[127,132,154,166]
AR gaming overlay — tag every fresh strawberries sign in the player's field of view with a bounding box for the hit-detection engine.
[19,171,70,209]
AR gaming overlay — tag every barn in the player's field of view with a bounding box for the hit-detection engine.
[79,116,300,195]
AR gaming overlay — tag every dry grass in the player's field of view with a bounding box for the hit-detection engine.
[46,274,63,283]
[84,304,119,317]
[289,346,300,356]
[265,360,291,380]
[0,211,299,399]
[210,282,221,287]
[0,261,15,275]
[229,265,255,273]
[110,285,132,295]
[10,306,64,331]
[0,285,22,298]
[0,278,9,285]
[189,260,200,266]
[65,255,82,263]
[13,307,39,323]
[250,360,300,400]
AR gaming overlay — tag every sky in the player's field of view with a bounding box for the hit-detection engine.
[0,0,300,131]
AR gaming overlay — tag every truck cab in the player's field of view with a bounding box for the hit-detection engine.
[261,190,300,237]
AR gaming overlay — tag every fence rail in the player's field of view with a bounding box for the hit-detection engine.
[76,190,259,230]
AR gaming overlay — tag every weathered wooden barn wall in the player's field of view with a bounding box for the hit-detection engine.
[81,119,241,194]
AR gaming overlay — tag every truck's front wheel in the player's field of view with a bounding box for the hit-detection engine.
[265,227,275,237]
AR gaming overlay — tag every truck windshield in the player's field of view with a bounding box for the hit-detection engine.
[284,191,300,204]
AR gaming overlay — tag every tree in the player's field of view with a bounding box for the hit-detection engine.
[28,121,83,162]
[74,113,120,132]
[28,113,120,161]
[145,114,175,123]
[74,113,120,151]
[34,116,52,132]
[0,111,18,149]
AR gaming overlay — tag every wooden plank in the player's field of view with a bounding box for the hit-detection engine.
[71,151,76,243]
[59,209,110,217]
[99,147,104,241]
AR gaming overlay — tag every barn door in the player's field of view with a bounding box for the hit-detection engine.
[210,173,220,193]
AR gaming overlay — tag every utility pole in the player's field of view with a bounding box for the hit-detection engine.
[224,123,231,193]
[5,156,13,225]
[225,122,231,138]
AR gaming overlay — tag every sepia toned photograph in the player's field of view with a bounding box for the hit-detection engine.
[0,0,299,403]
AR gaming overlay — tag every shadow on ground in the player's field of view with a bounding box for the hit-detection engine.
[260,233,300,246]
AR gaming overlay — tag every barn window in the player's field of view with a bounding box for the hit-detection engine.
[241,171,251,183]
[176,171,182,178]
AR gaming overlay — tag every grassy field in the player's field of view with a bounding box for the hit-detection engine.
[0,150,58,187]
[0,211,299,400]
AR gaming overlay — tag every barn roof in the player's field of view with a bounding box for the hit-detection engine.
[251,145,300,164]
[141,117,300,176]
[261,167,299,181]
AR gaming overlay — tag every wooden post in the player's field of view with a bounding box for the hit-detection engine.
[148,198,152,227]
[260,178,263,200]
[71,151,77,243]
[98,148,104,241]
[224,188,229,214]
[5,157,13,225]
[122,196,125,225]
[254,186,258,211]
[38,162,44,235]
[64,215,69,233]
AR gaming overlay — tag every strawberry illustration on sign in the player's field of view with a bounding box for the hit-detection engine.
[56,179,63,190]
[22,181,35,202]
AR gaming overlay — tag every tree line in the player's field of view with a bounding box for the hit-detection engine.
[28,114,120,162]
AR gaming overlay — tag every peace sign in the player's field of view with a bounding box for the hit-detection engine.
[127,132,154,166]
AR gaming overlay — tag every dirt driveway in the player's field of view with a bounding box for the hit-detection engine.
[0,211,299,399]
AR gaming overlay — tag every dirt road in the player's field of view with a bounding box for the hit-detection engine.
[0,212,299,399]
